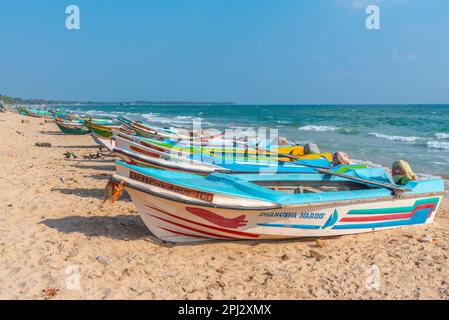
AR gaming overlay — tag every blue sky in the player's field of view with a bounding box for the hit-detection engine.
[1,0,448,104]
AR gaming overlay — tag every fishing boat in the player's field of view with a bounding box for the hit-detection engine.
[113,135,358,175]
[116,116,324,160]
[109,161,444,243]
[91,132,116,150]
[89,128,135,151]
[54,120,90,135]
[117,116,183,140]
[85,120,131,138]
[118,116,241,143]
[50,110,115,123]
[112,131,331,162]
[86,121,135,150]
[17,107,28,115]
[24,108,52,118]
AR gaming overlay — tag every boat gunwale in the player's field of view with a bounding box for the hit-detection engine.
[112,147,230,174]
[112,174,444,211]
[112,144,334,175]
[112,174,282,210]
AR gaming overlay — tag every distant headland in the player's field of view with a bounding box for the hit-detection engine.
[0,94,234,106]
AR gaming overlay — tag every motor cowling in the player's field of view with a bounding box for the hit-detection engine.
[392,160,416,185]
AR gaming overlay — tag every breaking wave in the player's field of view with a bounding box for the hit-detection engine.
[298,125,359,135]
[368,132,422,142]
[298,125,338,132]
[336,128,359,135]
[435,133,449,139]
[427,141,449,150]
[141,113,206,126]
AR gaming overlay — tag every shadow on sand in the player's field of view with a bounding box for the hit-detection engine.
[39,130,64,135]
[41,213,335,247]
[41,215,151,241]
[55,145,100,149]
[70,164,116,171]
[64,158,114,163]
[52,187,132,201]
[86,173,112,181]
[52,187,106,200]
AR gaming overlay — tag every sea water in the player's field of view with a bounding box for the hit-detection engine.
[69,104,449,183]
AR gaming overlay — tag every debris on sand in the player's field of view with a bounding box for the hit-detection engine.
[83,152,101,159]
[307,250,324,261]
[64,151,77,159]
[417,235,433,243]
[96,255,112,266]
[42,287,60,299]
[35,142,51,147]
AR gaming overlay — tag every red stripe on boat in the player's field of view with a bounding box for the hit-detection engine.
[340,203,435,223]
[186,207,248,229]
[145,205,260,238]
[157,226,209,239]
[150,214,235,239]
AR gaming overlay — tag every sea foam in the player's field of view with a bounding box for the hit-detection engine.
[298,125,338,132]
[368,132,422,142]
[427,141,449,150]
[435,133,449,139]
[298,125,358,135]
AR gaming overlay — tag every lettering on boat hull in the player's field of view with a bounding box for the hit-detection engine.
[259,211,326,219]
[129,170,214,203]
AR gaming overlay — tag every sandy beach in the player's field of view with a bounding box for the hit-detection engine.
[1,111,449,300]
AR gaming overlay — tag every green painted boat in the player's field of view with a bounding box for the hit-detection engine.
[24,108,52,118]
[17,107,28,115]
[85,120,122,138]
[55,120,90,135]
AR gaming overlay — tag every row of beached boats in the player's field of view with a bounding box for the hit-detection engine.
[17,107,445,243]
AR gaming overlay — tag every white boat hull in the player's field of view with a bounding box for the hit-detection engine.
[114,165,442,243]
[91,133,116,151]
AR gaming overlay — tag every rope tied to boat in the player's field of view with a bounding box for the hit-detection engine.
[104,179,125,203]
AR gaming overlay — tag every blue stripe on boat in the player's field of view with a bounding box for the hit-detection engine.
[332,208,430,229]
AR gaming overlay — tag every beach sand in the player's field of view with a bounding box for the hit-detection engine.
[1,111,449,300]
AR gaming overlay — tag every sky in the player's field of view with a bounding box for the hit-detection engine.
[1,0,449,104]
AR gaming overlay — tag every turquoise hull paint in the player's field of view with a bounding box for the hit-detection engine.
[332,207,430,229]
[116,161,445,206]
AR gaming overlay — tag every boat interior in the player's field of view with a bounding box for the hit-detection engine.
[251,179,375,194]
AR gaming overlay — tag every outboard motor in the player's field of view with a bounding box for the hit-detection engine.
[304,143,320,154]
[332,151,352,166]
[392,160,416,185]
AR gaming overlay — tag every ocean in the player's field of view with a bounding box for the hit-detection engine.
[68,104,449,182]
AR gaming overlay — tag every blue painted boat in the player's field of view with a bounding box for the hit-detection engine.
[112,134,356,174]
[110,160,444,243]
